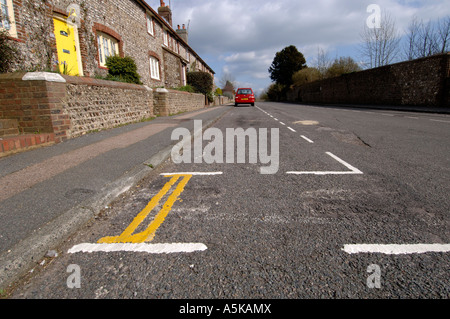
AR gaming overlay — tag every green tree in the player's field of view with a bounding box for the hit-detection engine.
[268,45,306,86]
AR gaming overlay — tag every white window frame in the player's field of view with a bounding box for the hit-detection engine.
[163,29,168,47]
[182,64,187,86]
[97,32,119,67]
[146,14,154,36]
[0,0,17,38]
[150,56,160,80]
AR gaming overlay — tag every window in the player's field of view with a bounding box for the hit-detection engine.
[0,0,16,37]
[97,32,119,67]
[163,29,168,47]
[146,14,154,36]
[150,56,160,80]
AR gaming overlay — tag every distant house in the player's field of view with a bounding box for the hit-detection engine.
[0,0,214,88]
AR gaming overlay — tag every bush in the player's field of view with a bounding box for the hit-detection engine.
[172,85,196,93]
[266,83,287,102]
[325,57,361,79]
[187,71,214,95]
[105,55,142,84]
[292,67,321,86]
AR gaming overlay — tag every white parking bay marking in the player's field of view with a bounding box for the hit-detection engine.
[342,244,450,255]
[68,243,208,254]
[160,172,223,176]
[287,152,363,175]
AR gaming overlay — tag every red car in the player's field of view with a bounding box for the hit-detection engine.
[235,88,255,106]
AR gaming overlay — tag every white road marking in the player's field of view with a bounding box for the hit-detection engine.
[300,135,314,143]
[381,113,395,117]
[287,152,363,175]
[287,127,296,132]
[326,152,363,174]
[279,122,285,125]
[342,244,450,255]
[68,243,208,254]
[160,172,223,176]
[430,119,450,123]
[406,116,419,119]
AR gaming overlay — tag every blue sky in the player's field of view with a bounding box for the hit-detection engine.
[145,0,450,95]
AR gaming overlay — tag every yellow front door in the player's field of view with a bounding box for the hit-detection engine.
[53,18,79,76]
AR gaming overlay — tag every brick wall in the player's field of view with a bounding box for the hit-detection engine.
[0,72,153,143]
[287,53,450,108]
[0,72,68,143]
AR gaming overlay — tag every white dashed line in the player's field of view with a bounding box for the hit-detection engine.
[300,135,314,143]
[287,127,296,132]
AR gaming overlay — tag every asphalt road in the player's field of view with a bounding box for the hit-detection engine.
[8,102,450,301]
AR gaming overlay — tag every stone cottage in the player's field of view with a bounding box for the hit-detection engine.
[1,0,214,88]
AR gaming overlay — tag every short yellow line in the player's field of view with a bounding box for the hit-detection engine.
[129,174,191,243]
[98,174,191,244]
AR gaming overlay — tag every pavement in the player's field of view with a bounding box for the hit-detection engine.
[0,104,231,290]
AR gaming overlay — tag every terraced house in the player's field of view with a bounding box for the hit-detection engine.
[1,0,214,88]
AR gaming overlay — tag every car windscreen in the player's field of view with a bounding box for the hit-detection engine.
[237,89,252,95]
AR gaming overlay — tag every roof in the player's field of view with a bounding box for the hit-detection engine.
[136,0,215,75]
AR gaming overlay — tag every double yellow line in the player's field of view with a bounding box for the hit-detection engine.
[98,174,192,244]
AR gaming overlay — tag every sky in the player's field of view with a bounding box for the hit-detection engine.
[145,0,450,96]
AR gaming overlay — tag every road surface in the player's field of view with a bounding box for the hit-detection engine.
[9,102,450,300]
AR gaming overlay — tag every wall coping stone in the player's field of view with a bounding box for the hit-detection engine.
[156,88,169,93]
[22,72,67,83]
[61,75,150,91]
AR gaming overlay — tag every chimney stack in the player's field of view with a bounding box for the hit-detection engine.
[176,23,188,43]
[158,0,172,27]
